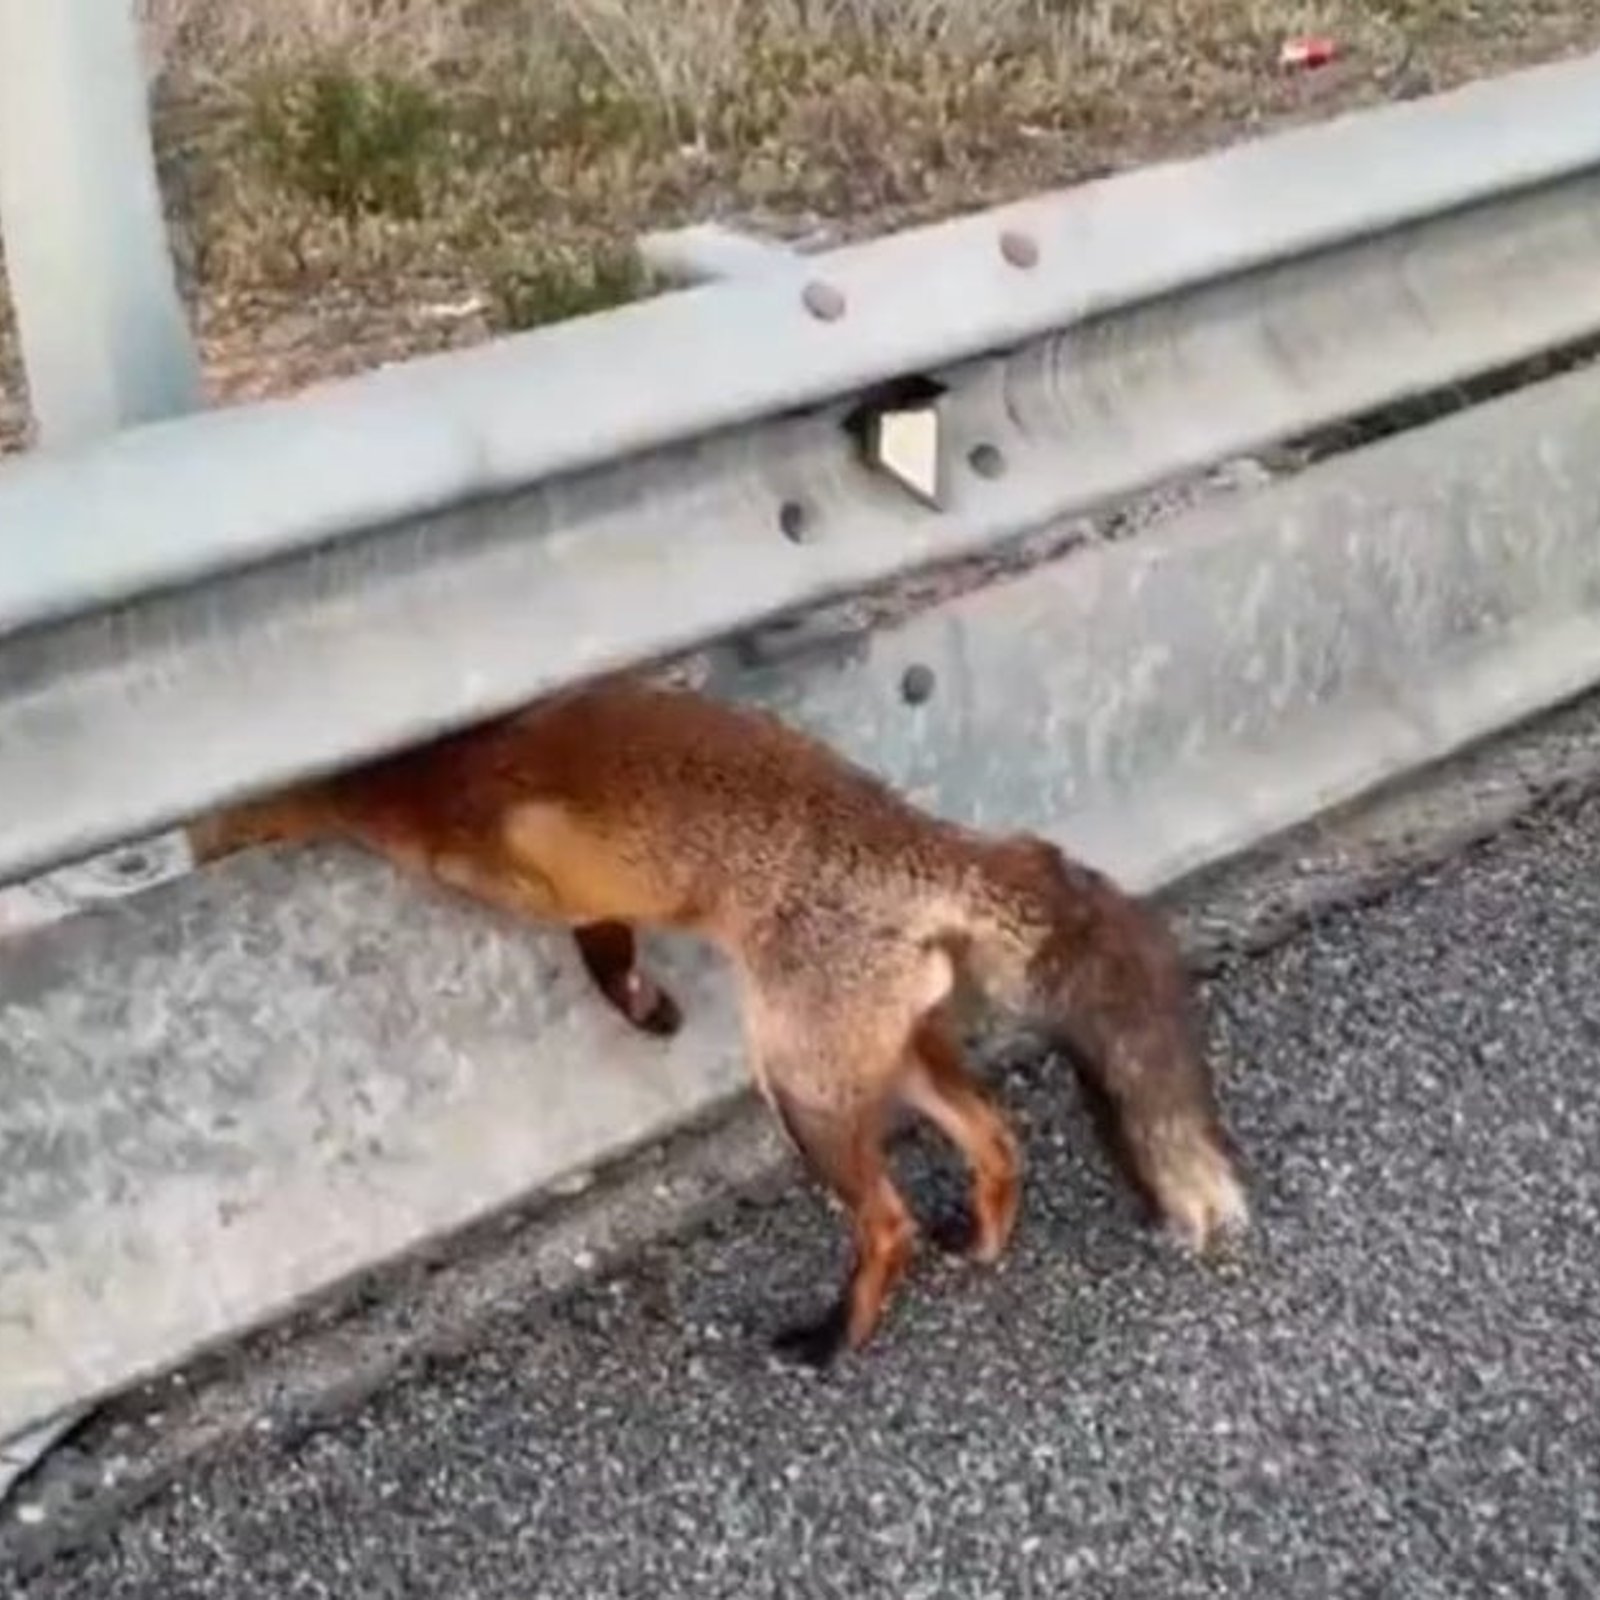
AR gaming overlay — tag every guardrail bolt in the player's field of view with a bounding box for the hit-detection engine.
[969,443,1007,478]
[778,499,812,542]
[999,229,1039,269]
[802,280,848,321]
[900,663,937,705]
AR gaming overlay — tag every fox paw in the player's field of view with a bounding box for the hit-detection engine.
[926,1207,981,1258]
[770,1300,850,1370]
[610,970,683,1038]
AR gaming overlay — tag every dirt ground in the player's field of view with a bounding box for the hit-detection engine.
[0,1,1596,452]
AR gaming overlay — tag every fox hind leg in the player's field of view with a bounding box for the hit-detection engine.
[900,1009,1022,1264]
[745,939,961,1366]
[766,1086,915,1369]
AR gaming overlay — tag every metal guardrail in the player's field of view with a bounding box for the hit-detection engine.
[2,52,1600,890]
[11,344,1600,1457]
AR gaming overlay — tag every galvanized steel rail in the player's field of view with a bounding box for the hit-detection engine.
[3,52,1600,883]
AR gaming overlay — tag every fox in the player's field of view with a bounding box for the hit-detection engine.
[187,673,1248,1367]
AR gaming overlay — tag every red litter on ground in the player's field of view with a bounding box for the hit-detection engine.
[1280,35,1338,69]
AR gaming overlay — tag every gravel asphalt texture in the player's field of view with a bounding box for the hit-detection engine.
[15,789,1600,1598]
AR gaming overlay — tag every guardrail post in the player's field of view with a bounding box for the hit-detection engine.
[0,0,201,450]
[0,0,204,1508]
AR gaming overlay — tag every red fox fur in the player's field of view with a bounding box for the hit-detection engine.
[188,675,1248,1366]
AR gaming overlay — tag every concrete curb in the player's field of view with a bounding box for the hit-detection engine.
[5,359,1600,1447]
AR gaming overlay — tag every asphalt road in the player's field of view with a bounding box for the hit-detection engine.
[17,792,1600,1598]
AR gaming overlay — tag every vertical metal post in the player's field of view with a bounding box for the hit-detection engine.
[0,0,204,1510]
[0,0,202,450]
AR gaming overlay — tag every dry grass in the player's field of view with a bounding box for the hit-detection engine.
[1,0,1596,447]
